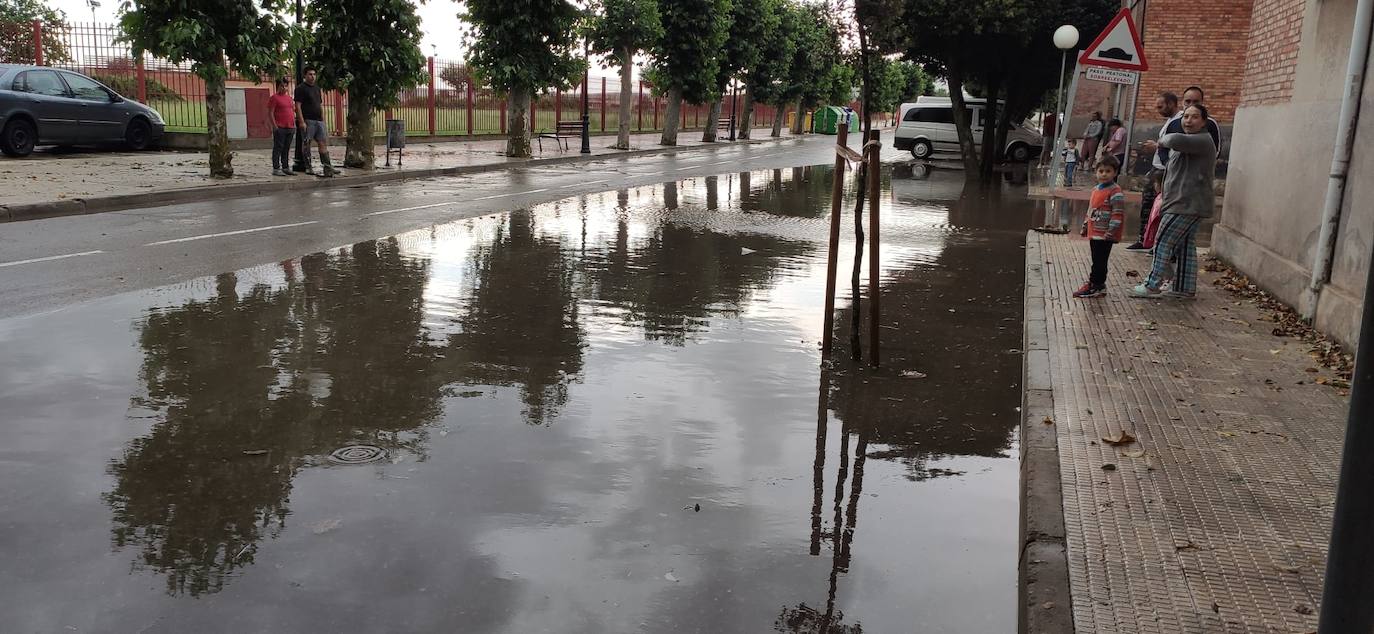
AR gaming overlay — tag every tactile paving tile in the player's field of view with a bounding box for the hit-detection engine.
[1035,234,1349,633]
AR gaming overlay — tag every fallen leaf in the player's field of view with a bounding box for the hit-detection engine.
[1125,270,1140,278]
[900,370,928,379]
[1102,430,1137,445]
[1101,463,1117,471]
[242,449,269,456]
[1217,431,1238,438]
[1041,602,1055,610]
[1042,416,1055,425]
[1270,564,1301,574]
[1295,604,1314,615]
[1120,449,1146,458]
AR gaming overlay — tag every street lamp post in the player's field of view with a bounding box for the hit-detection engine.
[1053,25,1079,128]
[292,0,307,173]
[580,41,591,154]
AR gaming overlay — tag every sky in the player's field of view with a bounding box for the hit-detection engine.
[47,0,473,61]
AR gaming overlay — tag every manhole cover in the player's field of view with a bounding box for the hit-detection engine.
[329,445,387,465]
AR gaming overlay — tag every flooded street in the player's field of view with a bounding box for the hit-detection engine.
[1,164,1037,633]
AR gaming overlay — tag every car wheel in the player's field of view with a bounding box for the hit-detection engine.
[910,139,933,160]
[125,119,152,151]
[1,118,36,157]
[1007,143,1031,163]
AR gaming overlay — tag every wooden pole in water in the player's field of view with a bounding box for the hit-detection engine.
[821,124,850,357]
[866,130,881,367]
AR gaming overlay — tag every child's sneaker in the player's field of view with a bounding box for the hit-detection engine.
[1073,282,1105,298]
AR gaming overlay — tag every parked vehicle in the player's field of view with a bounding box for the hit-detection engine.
[893,96,1042,162]
[0,64,165,157]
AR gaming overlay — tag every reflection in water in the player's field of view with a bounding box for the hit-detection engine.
[70,165,1033,630]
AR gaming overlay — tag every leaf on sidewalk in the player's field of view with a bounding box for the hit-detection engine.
[1102,430,1136,445]
[1120,449,1146,458]
[1042,416,1055,425]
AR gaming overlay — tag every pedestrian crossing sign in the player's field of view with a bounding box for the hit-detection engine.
[1078,8,1150,72]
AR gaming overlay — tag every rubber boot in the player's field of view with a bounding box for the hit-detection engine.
[320,151,337,178]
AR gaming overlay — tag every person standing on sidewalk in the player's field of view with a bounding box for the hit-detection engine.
[1063,138,1080,187]
[1080,111,1104,170]
[1130,104,1218,300]
[1124,92,1179,252]
[1073,155,1126,299]
[1103,118,1127,169]
[268,78,296,176]
[294,67,337,177]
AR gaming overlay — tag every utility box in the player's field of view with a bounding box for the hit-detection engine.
[814,106,859,135]
[225,88,247,140]
[385,119,405,167]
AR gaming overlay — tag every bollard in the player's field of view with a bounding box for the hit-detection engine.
[821,124,850,356]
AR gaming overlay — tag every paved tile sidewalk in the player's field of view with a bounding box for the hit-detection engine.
[1032,232,1349,633]
[0,130,799,208]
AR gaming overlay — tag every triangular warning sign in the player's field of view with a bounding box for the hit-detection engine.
[1078,8,1149,71]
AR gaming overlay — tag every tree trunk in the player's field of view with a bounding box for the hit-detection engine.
[945,64,981,177]
[771,103,784,137]
[344,92,373,169]
[739,87,754,139]
[979,75,1001,181]
[204,71,232,179]
[617,50,633,149]
[507,88,532,157]
[790,99,805,134]
[702,99,722,142]
[660,87,682,146]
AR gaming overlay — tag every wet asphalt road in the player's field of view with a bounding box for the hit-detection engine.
[1,136,1040,633]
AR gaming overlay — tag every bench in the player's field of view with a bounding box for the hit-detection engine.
[537,120,585,151]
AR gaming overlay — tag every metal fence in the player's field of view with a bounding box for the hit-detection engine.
[2,20,791,138]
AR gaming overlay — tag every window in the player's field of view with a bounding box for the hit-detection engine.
[16,70,67,97]
[62,73,110,102]
[910,107,954,124]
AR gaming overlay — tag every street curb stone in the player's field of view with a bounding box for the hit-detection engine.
[0,136,795,224]
[1018,231,1075,634]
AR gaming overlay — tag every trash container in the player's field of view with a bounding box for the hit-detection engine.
[814,106,860,135]
[385,119,405,167]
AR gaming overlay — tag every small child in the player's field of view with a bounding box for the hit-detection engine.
[1073,155,1126,298]
[1063,139,1079,187]
[268,77,296,176]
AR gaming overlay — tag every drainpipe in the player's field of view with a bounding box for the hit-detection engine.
[1306,0,1374,320]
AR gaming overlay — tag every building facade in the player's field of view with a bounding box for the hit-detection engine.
[1215,0,1371,347]
[1132,0,1256,125]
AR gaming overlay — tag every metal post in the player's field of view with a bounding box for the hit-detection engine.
[1318,238,1374,633]
[866,130,881,367]
[728,81,738,141]
[1056,50,1068,134]
[638,81,645,131]
[333,91,344,136]
[581,44,591,154]
[466,79,475,135]
[821,123,850,356]
[32,20,42,66]
[292,0,305,172]
[600,76,606,132]
[427,57,436,136]
[135,54,147,103]
[500,98,507,134]
[555,87,562,123]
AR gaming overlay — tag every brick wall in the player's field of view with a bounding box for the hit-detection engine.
[1132,0,1254,123]
[1240,0,1305,106]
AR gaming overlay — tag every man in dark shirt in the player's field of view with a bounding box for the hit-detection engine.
[293,67,337,177]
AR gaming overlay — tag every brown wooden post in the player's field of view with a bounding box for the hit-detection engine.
[427,57,436,136]
[32,20,42,66]
[866,129,881,366]
[821,124,850,357]
[334,91,344,135]
[600,76,606,131]
[135,54,147,103]
[638,81,645,131]
[466,79,475,135]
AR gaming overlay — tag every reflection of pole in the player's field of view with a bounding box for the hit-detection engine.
[813,125,846,354]
[866,130,881,367]
[849,159,867,362]
[811,371,830,556]
[1318,241,1374,630]
[581,41,591,154]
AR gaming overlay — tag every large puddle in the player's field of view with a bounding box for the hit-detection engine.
[1,165,1037,633]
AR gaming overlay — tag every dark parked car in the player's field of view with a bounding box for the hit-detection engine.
[0,64,165,157]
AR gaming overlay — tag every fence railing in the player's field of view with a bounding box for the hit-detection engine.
[2,20,793,138]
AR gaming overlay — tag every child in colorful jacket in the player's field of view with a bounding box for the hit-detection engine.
[1074,155,1127,298]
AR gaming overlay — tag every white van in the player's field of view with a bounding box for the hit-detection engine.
[893,96,1043,162]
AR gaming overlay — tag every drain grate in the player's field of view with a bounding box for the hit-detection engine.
[329,445,387,465]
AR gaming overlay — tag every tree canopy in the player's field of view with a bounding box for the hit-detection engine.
[645,0,732,105]
[0,0,69,64]
[584,0,662,68]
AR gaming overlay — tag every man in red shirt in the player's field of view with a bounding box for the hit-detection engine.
[268,77,297,176]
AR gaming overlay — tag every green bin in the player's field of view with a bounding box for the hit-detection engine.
[813,106,860,135]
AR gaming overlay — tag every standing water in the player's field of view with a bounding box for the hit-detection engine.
[0,165,1037,633]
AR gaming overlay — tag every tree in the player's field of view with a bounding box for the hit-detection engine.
[867,58,930,116]
[120,0,287,178]
[0,0,70,64]
[304,0,427,169]
[701,0,779,142]
[463,0,585,157]
[787,3,839,134]
[586,0,662,150]
[820,63,856,107]
[742,0,797,138]
[645,0,731,146]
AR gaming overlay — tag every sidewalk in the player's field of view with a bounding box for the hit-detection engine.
[0,130,801,221]
[1021,231,1350,633]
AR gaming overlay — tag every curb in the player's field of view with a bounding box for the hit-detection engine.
[1018,231,1075,634]
[0,135,798,224]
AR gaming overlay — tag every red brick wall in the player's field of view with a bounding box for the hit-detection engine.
[1132,0,1254,123]
[1240,0,1305,106]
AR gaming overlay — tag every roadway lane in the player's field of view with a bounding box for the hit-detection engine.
[0,135,910,318]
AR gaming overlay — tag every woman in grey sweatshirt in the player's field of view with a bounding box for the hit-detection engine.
[1130,104,1218,299]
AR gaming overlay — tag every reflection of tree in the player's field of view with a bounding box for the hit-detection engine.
[105,240,445,596]
[444,210,585,426]
[741,166,832,218]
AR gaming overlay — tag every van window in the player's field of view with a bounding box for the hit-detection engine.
[909,108,954,124]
